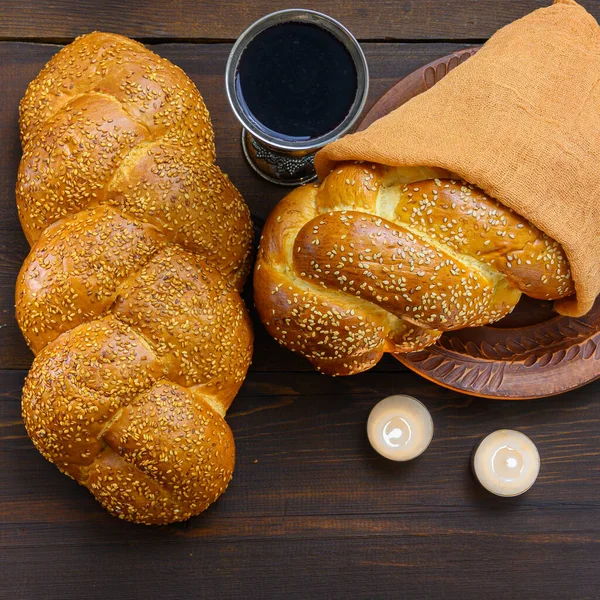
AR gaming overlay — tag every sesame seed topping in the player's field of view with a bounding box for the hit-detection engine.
[17,32,254,524]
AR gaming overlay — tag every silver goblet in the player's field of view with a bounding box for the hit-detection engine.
[225,9,369,186]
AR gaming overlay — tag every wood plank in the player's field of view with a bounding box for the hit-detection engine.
[3,370,599,521]
[0,0,599,42]
[1,534,596,600]
[0,40,472,370]
[1,368,599,598]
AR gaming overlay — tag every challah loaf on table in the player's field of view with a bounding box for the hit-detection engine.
[254,162,574,376]
[16,32,253,524]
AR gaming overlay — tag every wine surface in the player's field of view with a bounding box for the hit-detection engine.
[235,22,358,141]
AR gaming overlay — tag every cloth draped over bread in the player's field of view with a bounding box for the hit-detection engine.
[315,0,600,317]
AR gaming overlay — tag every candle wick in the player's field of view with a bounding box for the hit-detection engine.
[388,428,402,440]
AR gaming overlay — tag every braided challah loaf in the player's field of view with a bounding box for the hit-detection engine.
[255,162,574,376]
[16,33,253,524]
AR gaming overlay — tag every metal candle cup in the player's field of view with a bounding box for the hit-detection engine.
[225,9,369,186]
[367,395,434,461]
[472,430,540,497]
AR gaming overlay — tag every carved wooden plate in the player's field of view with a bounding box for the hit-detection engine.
[358,48,600,399]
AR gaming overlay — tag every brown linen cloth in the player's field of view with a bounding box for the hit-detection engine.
[315,0,600,317]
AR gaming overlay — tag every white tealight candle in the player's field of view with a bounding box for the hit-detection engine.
[367,395,433,461]
[472,430,540,497]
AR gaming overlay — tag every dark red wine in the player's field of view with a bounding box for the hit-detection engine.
[235,22,358,142]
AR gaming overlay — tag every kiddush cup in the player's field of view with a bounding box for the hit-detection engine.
[225,9,369,186]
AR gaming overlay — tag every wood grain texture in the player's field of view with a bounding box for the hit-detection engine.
[1,367,599,599]
[0,0,599,41]
[1,9,599,599]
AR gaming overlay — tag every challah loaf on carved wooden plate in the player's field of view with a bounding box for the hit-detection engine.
[254,163,574,376]
[16,32,253,524]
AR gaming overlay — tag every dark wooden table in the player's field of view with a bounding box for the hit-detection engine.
[1,2,599,599]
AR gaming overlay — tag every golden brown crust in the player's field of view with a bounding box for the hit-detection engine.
[101,382,235,524]
[113,247,253,408]
[16,205,167,353]
[16,31,250,258]
[22,317,165,478]
[17,33,252,524]
[17,93,148,244]
[254,260,392,376]
[254,162,574,375]
[389,179,573,300]
[19,32,215,156]
[105,141,252,288]
[293,210,517,330]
